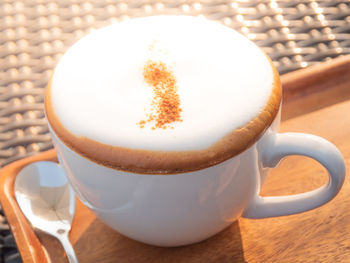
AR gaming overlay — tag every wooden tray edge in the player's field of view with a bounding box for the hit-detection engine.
[281,55,350,101]
[0,150,57,263]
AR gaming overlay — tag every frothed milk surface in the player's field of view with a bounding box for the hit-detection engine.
[50,16,274,151]
[47,15,281,173]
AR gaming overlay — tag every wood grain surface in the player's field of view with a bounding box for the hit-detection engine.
[0,56,349,263]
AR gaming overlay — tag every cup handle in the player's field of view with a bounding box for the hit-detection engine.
[243,132,346,219]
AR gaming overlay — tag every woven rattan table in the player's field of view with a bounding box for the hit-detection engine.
[0,1,349,262]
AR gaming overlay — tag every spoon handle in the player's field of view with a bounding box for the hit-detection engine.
[56,231,79,263]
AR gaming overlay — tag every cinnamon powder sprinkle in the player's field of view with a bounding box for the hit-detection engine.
[138,60,182,129]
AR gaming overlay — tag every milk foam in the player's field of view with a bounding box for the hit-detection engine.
[50,16,274,151]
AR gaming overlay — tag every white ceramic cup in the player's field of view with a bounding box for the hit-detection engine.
[45,16,346,247]
[48,108,346,247]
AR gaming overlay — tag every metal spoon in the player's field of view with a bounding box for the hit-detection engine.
[14,161,79,263]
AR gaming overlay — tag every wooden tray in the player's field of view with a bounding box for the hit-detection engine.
[0,56,350,263]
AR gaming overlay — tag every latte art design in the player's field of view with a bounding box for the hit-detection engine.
[138,60,182,130]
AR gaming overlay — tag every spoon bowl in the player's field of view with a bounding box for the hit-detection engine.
[14,161,78,263]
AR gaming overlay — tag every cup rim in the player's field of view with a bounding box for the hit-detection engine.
[45,57,281,175]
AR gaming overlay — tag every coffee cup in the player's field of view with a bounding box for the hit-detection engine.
[44,16,346,247]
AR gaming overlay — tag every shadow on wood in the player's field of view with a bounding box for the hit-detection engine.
[74,218,246,263]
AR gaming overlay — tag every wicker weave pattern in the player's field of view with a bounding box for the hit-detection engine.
[0,0,349,166]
